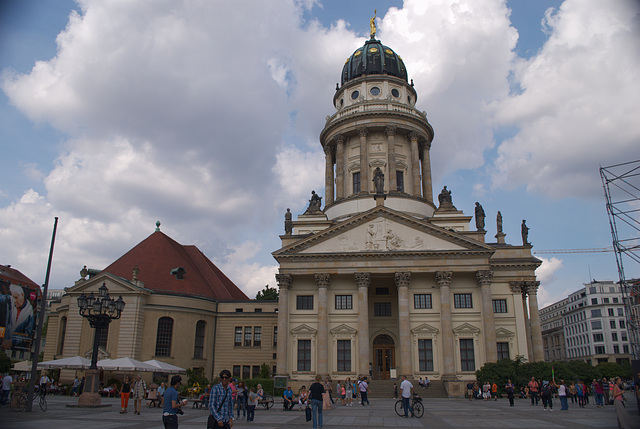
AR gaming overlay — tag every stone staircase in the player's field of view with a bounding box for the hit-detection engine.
[367,379,448,398]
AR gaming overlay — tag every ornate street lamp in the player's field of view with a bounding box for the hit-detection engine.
[76,283,125,406]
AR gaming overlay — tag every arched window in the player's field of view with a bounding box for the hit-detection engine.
[58,316,67,355]
[155,317,174,357]
[194,320,206,359]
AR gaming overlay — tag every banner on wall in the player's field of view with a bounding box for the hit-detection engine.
[0,279,40,352]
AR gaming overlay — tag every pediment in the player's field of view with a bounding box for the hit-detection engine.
[452,323,481,334]
[495,327,515,338]
[330,324,357,335]
[66,272,149,295]
[291,324,317,335]
[411,323,439,334]
[275,206,492,256]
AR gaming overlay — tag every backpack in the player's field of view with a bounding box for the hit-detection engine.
[542,384,551,396]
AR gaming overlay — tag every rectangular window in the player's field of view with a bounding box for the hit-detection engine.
[454,294,473,309]
[414,294,432,309]
[617,308,624,316]
[252,365,261,379]
[492,299,507,313]
[610,320,617,329]
[603,298,610,303]
[623,345,629,354]
[337,340,351,372]
[592,320,602,330]
[620,320,626,328]
[593,333,604,342]
[243,326,252,346]
[273,326,278,347]
[460,339,475,371]
[353,172,361,194]
[254,326,262,347]
[234,327,242,347]
[591,309,602,317]
[233,365,241,378]
[335,295,353,310]
[612,332,618,342]
[591,298,598,305]
[614,345,620,354]
[622,332,627,341]
[374,302,392,316]
[589,287,597,294]
[497,342,510,361]
[608,308,615,316]
[98,325,109,349]
[297,339,311,371]
[242,365,251,380]
[396,170,404,192]
[297,295,314,310]
[613,297,619,303]
[595,346,605,354]
[418,339,434,371]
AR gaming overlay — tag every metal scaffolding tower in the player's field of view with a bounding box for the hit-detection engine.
[600,160,640,359]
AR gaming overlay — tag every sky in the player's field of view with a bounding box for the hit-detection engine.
[1,0,639,308]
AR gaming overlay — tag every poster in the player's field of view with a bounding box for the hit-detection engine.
[0,280,39,352]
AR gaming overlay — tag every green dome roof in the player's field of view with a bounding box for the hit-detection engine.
[341,38,408,85]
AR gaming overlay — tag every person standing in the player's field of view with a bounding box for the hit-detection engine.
[208,369,234,429]
[119,376,131,413]
[246,387,259,422]
[568,382,576,404]
[557,379,568,410]
[236,380,246,420]
[505,379,515,407]
[71,377,80,397]
[400,375,414,418]
[162,375,186,429]
[540,381,554,411]
[157,381,166,407]
[491,382,498,401]
[324,378,334,404]
[466,381,474,401]
[309,374,325,429]
[528,377,539,405]
[602,378,610,405]
[576,380,585,407]
[359,377,370,405]
[132,374,147,415]
[345,378,352,407]
[592,379,604,408]
[1,372,12,407]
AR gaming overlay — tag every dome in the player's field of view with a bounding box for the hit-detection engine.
[341,38,408,85]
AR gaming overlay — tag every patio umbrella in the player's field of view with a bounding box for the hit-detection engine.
[143,359,186,374]
[12,360,32,372]
[97,357,156,372]
[38,356,91,369]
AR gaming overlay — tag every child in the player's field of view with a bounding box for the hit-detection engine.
[393,383,398,399]
[247,387,259,422]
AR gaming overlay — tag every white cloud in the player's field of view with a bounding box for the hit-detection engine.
[536,256,564,284]
[490,0,640,198]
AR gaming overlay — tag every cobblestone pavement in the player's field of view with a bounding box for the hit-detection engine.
[1,395,638,428]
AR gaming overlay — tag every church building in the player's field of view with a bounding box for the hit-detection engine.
[273,27,543,394]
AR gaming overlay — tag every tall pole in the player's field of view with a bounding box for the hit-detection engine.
[26,217,58,412]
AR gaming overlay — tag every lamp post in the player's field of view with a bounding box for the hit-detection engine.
[76,283,125,406]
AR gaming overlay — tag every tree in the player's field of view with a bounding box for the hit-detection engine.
[256,285,278,301]
[0,351,11,374]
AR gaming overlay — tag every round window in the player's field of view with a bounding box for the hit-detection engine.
[351,90,360,100]
[370,87,380,96]
[391,88,400,98]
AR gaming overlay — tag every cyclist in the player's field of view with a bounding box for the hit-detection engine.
[400,375,414,418]
[38,372,51,396]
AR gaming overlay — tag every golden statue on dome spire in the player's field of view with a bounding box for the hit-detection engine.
[370,9,377,39]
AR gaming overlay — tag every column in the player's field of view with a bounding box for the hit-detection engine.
[358,127,369,194]
[335,135,345,199]
[315,273,330,377]
[477,271,497,363]
[396,272,412,376]
[421,142,434,203]
[386,126,397,192]
[510,282,529,359]
[526,281,544,361]
[520,286,534,362]
[355,272,370,375]
[409,133,421,197]
[436,271,455,378]
[324,145,334,205]
[276,274,292,376]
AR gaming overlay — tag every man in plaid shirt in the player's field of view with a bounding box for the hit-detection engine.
[209,369,234,428]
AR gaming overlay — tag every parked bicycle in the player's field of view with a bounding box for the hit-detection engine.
[10,388,47,412]
[394,393,424,418]
[259,394,274,409]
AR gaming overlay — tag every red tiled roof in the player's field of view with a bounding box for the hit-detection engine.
[0,264,42,297]
[102,231,248,301]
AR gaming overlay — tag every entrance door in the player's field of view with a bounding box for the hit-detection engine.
[372,334,395,380]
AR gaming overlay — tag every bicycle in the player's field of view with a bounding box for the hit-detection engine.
[10,388,47,412]
[259,394,274,409]
[394,393,424,418]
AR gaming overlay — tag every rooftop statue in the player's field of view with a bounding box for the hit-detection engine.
[284,208,292,235]
[521,219,530,245]
[373,167,385,195]
[475,202,486,232]
[305,190,323,214]
[370,9,377,39]
[496,211,503,233]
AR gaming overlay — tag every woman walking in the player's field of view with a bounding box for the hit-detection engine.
[505,379,515,407]
[119,376,131,413]
[236,380,247,420]
[557,380,568,410]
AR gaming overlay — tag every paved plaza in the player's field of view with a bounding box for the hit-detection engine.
[1,395,638,429]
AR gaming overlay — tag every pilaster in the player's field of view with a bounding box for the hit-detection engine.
[477,270,497,363]
[358,127,369,194]
[355,272,371,375]
[324,145,334,205]
[335,135,345,199]
[386,126,397,192]
[436,271,455,378]
[276,273,292,376]
[526,281,544,362]
[395,272,412,376]
[421,141,433,203]
[409,133,421,197]
[315,273,330,377]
